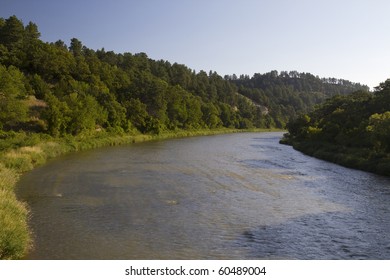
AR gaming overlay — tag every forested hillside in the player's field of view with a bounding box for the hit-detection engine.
[282,81,390,176]
[228,71,369,127]
[0,16,368,142]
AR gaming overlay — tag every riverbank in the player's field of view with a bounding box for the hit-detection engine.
[280,137,390,177]
[0,128,278,259]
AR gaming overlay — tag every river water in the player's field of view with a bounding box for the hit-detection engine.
[16,132,390,259]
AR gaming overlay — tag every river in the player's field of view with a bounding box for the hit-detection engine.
[16,132,390,259]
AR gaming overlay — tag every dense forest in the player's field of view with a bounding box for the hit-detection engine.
[0,15,368,144]
[282,81,390,176]
[227,71,369,127]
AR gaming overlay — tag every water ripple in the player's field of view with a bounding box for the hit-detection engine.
[16,132,390,259]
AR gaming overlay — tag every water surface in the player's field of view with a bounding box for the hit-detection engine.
[16,132,390,259]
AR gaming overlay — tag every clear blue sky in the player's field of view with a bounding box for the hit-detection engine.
[2,0,390,89]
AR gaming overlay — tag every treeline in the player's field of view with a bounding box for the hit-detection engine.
[0,15,367,140]
[282,81,390,176]
[227,71,369,128]
[0,16,241,136]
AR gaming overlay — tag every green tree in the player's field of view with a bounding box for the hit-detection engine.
[69,38,83,57]
[63,92,108,135]
[24,22,40,42]
[184,95,203,129]
[0,16,24,47]
[123,98,149,133]
[130,72,168,123]
[166,86,188,129]
[366,112,390,152]
[0,65,28,129]
[29,74,51,99]
[166,85,203,129]
[0,44,9,65]
[201,103,222,128]
[41,92,70,136]
[219,103,235,128]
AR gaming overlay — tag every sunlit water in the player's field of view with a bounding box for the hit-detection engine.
[16,132,390,259]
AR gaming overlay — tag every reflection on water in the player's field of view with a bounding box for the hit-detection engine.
[16,133,390,259]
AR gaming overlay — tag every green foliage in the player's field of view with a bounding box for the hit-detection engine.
[29,74,51,99]
[166,85,202,129]
[123,98,149,133]
[0,64,27,98]
[63,92,108,135]
[284,84,390,176]
[0,16,24,48]
[202,102,222,128]
[0,15,368,137]
[0,131,44,151]
[367,111,390,152]
[0,159,30,259]
[230,71,369,129]
[0,65,29,129]
[0,185,30,259]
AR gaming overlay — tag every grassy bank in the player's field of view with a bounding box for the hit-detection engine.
[0,128,277,259]
[0,163,29,259]
[280,138,390,176]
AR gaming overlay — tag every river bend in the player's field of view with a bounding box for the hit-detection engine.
[16,132,390,259]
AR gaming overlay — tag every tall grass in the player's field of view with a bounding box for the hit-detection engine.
[0,163,30,259]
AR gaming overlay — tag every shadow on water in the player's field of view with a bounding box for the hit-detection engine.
[237,211,390,260]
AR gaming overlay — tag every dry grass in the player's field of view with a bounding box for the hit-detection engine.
[0,163,19,192]
[2,146,46,172]
[23,96,47,108]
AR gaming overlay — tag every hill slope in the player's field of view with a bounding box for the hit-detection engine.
[0,16,368,138]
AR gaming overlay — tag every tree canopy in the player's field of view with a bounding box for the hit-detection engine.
[0,16,369,138]
[282,80,390,175]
